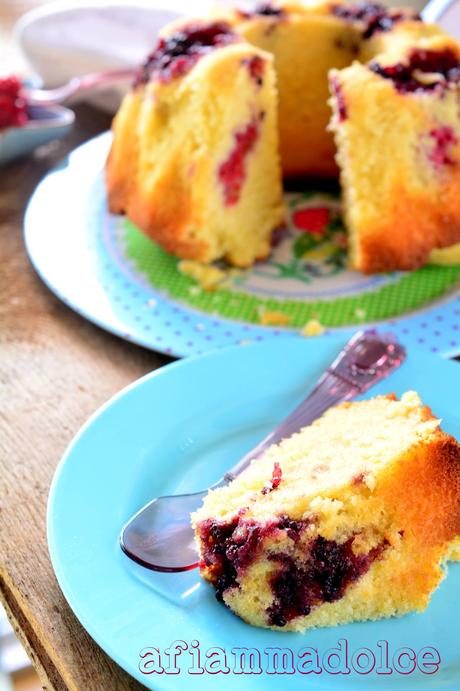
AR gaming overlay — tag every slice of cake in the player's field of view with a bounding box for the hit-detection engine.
[192,392,460,631]
[329,35,460,273]
[106,20,285,267]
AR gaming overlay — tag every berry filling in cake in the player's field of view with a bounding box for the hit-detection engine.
[218,116,261,205]
[261,461,283,494]
[135,22,237,85]
[329,75,348,121]
[369,48,460,93]
[197,513,389,626]
[267,536,388,626]
[193,393,460,630]
[238,2,285,19]
[0,76,28,130]
[243,55,266,86]
[197,515,311,600]
[331,2,420,40]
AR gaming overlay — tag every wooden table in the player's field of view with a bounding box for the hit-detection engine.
[1,5,170,685]
[0,101,171,688]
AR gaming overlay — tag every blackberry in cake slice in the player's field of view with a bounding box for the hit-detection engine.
[192,392,460,631]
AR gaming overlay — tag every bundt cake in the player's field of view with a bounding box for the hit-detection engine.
[192,392,460,631]
[106,1,460,272]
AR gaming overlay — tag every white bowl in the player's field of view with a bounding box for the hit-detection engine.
[14,0,194,112]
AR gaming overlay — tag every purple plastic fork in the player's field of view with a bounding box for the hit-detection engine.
[120,330,406,573]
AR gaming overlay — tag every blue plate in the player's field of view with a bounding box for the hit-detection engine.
[0,105,74,165]
[48,337,460,689]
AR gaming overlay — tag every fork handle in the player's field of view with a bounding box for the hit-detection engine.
[218,330,405,486]
[24,68,136,105]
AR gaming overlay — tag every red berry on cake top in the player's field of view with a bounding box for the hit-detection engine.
[135,22,237,85]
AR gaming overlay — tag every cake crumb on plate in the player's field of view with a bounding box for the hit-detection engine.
[301,318,325,337]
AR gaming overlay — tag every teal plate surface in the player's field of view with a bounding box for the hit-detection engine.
[48,337,460,689]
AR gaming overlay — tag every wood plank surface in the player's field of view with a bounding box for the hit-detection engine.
[0,101,169,689]
[1,5,169,688]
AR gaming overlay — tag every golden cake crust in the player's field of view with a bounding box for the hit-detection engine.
[355,182,460,273]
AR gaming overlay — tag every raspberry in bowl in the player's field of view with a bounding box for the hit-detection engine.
[0,75,74,165]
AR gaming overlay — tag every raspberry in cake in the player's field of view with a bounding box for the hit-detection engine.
[218,116,261,206]
[330,2,420,40]
[242,55,266,86]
